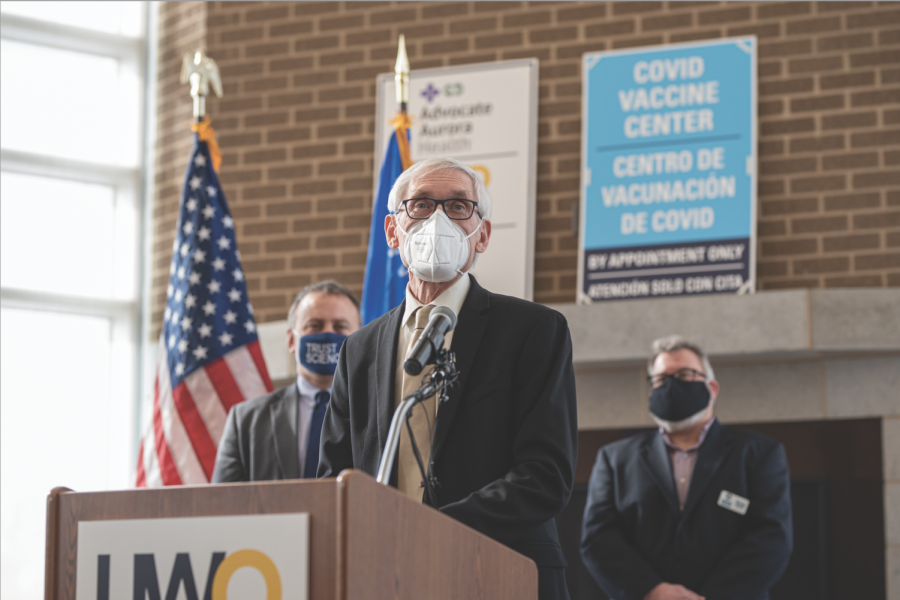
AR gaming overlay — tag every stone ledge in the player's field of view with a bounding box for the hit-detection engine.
[550,288,900,368]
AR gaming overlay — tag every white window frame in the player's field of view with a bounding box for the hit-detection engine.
[0,3,157,474]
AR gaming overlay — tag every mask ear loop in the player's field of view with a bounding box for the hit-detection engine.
[391,213,414,277]
[456,217,483,276]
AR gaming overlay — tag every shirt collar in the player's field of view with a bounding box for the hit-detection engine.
[296,375,332,400]
[661,416,716,452]
[401,273,471,328]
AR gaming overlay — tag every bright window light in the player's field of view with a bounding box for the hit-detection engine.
[0,172,119,298]
[0,1,143,37]
[0,39,141,166]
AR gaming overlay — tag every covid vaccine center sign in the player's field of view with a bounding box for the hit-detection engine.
[579,37,757,303]
[76,514,309,600]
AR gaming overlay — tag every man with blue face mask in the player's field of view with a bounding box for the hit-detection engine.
[581,336,792,600]
[211,280,360,482]
[319,158,579,600]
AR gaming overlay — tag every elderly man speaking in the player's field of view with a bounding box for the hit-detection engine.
[319,157,579,600]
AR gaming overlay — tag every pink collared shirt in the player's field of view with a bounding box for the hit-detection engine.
[660,417,716,511]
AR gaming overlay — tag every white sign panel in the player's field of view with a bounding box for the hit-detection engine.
[76,513,309,600]
[376,59,538,300]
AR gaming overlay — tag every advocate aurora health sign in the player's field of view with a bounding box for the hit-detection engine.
[579,37,757,303]
[376,60,538,300]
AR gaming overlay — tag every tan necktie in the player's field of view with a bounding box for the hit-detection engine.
[397,305,437,501]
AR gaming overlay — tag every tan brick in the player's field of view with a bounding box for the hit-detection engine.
[270,57,314,72]
[243,184,287,201]
[698,6,751,25]
[793,256,849,275]
[292,143,338,159]
[292,181,337,196]
[448,16,497,35]
[759,140,785,157]
[292,216,339,232]
[319,14,364,31]
[758,261,789,277]
[824,192,881,211]
[854,210,900,229]
[530,26,579,44]
[759,77,814,96]
[316,196,366,213]
[820,71,877,91]
[757,2,811,19]
[644,13,693,32]
[762,239,818,257]
[613,2,664,16]
[345,29,392,46]
[887,108,900,125]
[244,221,288,237]
[789,56,844,75]
[423,38,471,56]
[291,254,337,269]
[475,31,523,50]
[855,252,900,270]
[888,232,900,247]
[760,39,812,59]
[854,171,900,189]
[267,128,312,144]
[614,36,665,49]
[825,274,884,287]
[503,11,550,28]
[317,123,362,139]
[370,7,417,26]
[758,61,782,78]
[586,20,636,37]
[295,107,339,123]
[852,88,900,108]
[316,233,362,250]
[268,92,312,109]
[879,28,900,45]
[791,175,847,193]
[761,197,819,216]
[270,21,314,37]
[218,26,264,43]
[760,157,817,176]
[246,41,288,58]
[293,35,340,52]
[266,200,312,217]
[245,112,289,127]
[817,32,874,53]
[318,86,365,103]
[851,129,900,148]
[761,117,815,135]
[728,23,781,38]
[265,237,310,252]
[422,3,469,19]
[759,180,786,197]
[847,8,900,29]
[759,220,788,236]
[823,152,880,171]
[850,50,900,69]
[817,1,873,12]
[244,148,287,165]
[786,16,841,35]
[267,165,313,180]
[792,94,844,113]
[823,233,881,252]
[670,30,722,44]
[557,4,607,22]
[791,215,848,234]
[822,111,878,130]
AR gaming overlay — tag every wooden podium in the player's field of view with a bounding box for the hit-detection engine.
[45,469,537,599]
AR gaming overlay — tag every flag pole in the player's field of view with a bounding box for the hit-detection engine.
[395,34,409,116]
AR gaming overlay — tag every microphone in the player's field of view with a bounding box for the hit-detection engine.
[404,306,458,376]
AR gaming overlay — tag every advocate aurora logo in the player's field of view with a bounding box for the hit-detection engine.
[420,81,465,103]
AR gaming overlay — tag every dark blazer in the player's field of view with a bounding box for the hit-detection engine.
[319,278,579,575]
[580,421,792,600]
[211,384,303,482]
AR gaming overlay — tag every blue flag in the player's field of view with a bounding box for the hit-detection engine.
[361,129,410,324]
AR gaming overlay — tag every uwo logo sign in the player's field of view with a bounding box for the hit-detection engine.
[76,514,309,600]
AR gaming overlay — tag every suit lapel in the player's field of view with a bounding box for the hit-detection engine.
[376,302,404,456]
[639,433,681,516]
[430,278,490,464]
[270,384,301,479]
[682,420,734,520]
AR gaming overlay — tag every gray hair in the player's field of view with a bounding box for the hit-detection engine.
[648,335,715,381]
[387,157,493,220]
[287,280,360,327]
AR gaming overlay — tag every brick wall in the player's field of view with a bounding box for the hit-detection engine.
[151,1,899,329]
[151,1,208,339]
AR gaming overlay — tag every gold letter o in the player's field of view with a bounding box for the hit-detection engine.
[211,549,282,600]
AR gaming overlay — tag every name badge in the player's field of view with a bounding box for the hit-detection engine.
[717,490,750,515]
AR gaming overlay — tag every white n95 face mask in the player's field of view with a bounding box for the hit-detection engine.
[394,209,482,283]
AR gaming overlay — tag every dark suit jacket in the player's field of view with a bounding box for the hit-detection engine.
[211,384,303,482]
[580,421,792,600]
[319,278,579,570]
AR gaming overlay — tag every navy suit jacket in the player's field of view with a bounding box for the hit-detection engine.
[319,278,579,573]
[580,421,792,600]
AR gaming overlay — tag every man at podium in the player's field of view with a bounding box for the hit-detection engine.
[319,158,579,600]
[212,280,361,482]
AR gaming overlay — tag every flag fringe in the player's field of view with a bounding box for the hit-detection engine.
[191,119,223,173]
[390,112,414,171]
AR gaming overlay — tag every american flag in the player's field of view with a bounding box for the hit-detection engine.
[136,131,273,486]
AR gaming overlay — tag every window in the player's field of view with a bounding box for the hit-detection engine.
[0,3,153,598]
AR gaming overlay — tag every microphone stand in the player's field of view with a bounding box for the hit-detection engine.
[376,349,459,488]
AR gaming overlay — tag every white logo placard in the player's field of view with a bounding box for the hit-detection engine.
[76,513,309,600]
[717,490,750,515]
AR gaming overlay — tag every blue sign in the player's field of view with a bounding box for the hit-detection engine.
[580,37,757,302]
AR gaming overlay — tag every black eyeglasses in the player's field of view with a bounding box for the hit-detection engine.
[400,197,479,221]
[647,368,707,389]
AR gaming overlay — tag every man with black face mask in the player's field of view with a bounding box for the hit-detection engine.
[580,336,792,600]
[211,280,361,482]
